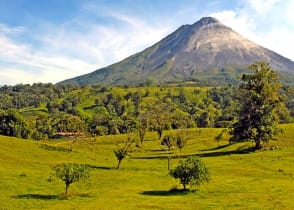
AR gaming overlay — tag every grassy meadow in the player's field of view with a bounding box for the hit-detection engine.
[0,124,293,209]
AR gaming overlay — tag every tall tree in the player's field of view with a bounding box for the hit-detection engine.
[230,62,285,149]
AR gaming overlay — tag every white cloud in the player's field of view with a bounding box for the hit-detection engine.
[0,33,97,85]
[211,0,294,61]
[0,13,171,85]
[1,1,293,85]
[245,0,281,15]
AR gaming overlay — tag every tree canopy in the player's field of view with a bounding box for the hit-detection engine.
[170,156,210,190]
[230,61,285,149]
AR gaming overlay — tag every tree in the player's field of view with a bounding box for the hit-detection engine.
[161,134,175,170]
[175,132,188,153]
[230,62,285,149]
[0,110,31,138]
[148,102,169,140]
[170,156,210,190]
[114,137,133,169]
[137,112,148,147]
[52,163,90,194]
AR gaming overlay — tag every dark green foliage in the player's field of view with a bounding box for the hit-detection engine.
[0,110,31,138]
[52,163,90,194]
[231,62,286,149]
[175,133,187,153]
[0,80,291,140]
[161,135,174,150]
[170,156,210,190]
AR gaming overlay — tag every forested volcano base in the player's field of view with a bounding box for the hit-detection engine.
[0,124,293,209]
[0,83,293,140]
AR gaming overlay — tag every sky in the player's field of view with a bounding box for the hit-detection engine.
[0,0,293,85]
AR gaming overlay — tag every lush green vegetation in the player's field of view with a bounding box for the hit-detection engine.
[170,156,210,190]
[0,81,292,140]
[52,163,90,194]
[0,63,293,209]
[0,124,293,209]
[231,62,287,149]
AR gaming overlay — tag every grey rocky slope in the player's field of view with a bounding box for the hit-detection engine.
[59,17,294,86]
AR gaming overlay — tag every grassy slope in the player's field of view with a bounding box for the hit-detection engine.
[0,124,293,209]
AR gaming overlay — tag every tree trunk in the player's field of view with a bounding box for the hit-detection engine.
[255,140,262,150]
[117,159,121,169]
[65,183,69,194]
[183,183,186,190]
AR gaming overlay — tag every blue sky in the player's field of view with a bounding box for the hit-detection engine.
[0,0,293,85]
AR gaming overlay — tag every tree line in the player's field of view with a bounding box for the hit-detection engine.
[0,62,292,141]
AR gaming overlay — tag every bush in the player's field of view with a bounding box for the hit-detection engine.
[170,156,210,190]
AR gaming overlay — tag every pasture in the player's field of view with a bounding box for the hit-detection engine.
[0,124,293,209]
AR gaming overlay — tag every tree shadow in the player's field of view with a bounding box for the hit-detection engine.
[199,143,232,151]
[39,144,71,152]
[146,149,165,152]
[85,164,113,170]
[12,193,92,200]
[11,194,65,200]
[184,147,255,158]
[140,188,195,196]
[133,147,255,160]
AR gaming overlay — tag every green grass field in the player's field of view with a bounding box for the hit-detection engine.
[0,124,293,209]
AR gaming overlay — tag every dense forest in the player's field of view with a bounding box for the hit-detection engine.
[0,82,293,140]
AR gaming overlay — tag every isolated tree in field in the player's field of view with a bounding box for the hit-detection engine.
[175,132,188,153]
[137,112,148,147]
[231,62,285,149]
[170,156,210,190]
[161,134,175,170]
[52,163,89,194]
[114,137,133,169]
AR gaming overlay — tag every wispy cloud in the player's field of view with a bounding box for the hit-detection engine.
[0,11,171,85]
[0,24,25,34]
[0,0,293,85]
[0,31,97,84]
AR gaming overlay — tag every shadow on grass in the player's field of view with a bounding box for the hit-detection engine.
[199,143,232,151]
[133,147,255,160]
[85,164,113,170]
[146,149,165,152]
[12,193,92,200]
[39,144,70,152]
[12,194,65,200]
[140,188,195,196]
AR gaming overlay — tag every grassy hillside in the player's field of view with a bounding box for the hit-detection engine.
[0,124,293,209]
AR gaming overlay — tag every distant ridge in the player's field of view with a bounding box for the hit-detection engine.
[58,17,294,86]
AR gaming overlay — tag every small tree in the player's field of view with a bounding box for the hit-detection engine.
[52,163,90,194]
[175,132,188,153]
[114,137,133,169]
[170,156,210,190]
[137,112,148,147]
[161,134,175,170]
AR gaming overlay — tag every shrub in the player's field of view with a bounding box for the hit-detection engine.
[170,156,210,190]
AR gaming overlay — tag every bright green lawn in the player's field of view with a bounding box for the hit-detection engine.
[0,124,293,209]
